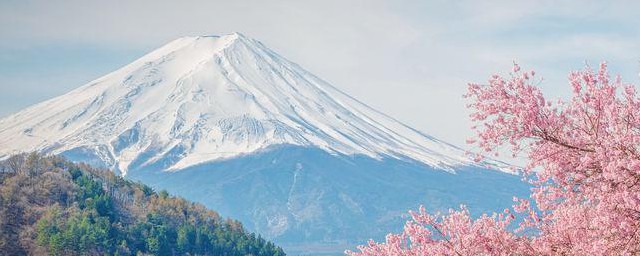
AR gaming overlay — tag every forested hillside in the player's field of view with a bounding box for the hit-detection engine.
[0,153,285,256]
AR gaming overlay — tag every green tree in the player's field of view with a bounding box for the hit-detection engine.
[177,224,195,253]
[3,154,286,256]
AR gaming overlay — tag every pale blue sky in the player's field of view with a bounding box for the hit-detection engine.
[1,0,639,151]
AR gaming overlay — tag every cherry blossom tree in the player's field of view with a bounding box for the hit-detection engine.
[347,63,640,255]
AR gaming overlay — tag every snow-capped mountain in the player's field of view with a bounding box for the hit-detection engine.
[0,33,479,173]
[0,33,528,255]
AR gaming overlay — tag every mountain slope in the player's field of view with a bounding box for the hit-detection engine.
[0,33,528,255]
[0,33,487,175]
[128,145,528,255]
[0,153,285,255]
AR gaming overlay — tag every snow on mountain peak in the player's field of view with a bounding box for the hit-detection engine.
[0,33,488,175]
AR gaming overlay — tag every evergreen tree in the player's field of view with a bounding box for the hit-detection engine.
[0,154,286,256]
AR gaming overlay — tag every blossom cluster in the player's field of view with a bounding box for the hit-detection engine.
[347,63,640,255]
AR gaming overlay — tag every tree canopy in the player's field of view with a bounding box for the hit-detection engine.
[0,153,285,256]
[348,63,640,255]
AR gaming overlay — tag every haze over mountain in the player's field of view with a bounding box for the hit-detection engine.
[0,33,529,255]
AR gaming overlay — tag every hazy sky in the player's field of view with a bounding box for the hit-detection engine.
[1,0,639,151]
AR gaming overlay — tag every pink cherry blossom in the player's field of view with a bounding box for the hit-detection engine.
[347,62,640,255]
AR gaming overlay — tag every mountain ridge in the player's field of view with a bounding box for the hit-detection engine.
[0,32,496,175]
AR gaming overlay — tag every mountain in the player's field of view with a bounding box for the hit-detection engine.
[0,33,529,255]
[0,153,285,256]
[0,32,487,174]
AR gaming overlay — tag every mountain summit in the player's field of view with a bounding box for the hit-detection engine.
[0,32,477,175]
[0,33,527,254]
